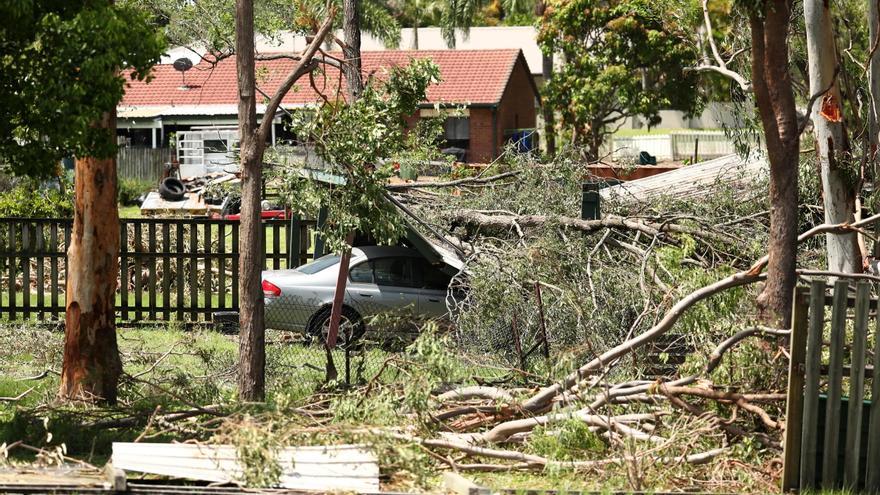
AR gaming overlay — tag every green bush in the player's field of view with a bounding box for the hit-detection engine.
[526,418,606,461]
[0,178,72,217]
[118,178,154,206]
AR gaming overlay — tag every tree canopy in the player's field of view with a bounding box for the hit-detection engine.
[276,58,443,252]
[538,0,701,160]
[0,0,164,177]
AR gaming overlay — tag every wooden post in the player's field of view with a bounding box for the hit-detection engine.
[511,312,525,371]
[799,280,825,489]
[843,282,870,488]
[534,282,550,360]
[822,280,850,489]
[782,286,809,492]
[326,232,355,350]
[866,285,880,491]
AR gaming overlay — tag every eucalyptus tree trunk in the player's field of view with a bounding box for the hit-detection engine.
[325,0,362,361]
[343,0,363,101]
[870,0,880,258]
[60,110,122,404]
[536,0,555,157]
[750,0,800,327]
[805,0,861,273]
[235,0,266,401]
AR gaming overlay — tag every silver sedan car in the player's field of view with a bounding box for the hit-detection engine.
[262,246,461,340]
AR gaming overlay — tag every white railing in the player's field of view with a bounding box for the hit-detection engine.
[610,131,736,161]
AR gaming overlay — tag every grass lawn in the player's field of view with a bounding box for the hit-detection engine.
[119,205,142,218]
[0,323,400,458]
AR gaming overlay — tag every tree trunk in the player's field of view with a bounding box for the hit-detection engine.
[60,110,122,404]
[541,53,556,157]
[343,0,363,101]
[536,1,555,157]
[235,0,266,401]
[413,20,419,50]
[586,120,603,162]
[870,0,880,257]
[804,0,861,273]
[749,0,800,327]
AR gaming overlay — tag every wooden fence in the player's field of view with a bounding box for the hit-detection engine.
[0,217,318,323]
[117,147,171,183]
[782,280,880,492]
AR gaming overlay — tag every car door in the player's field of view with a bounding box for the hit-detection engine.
[413,259,453,317]
[346,257,420,318]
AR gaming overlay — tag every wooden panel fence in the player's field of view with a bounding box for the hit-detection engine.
[782,280,880,492]
[0,217,319,323]
[117,147,172,183]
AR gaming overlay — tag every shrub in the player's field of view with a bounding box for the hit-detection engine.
[0,177,73,217]
[118,178,154,206]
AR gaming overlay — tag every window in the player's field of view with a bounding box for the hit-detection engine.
[413,259,452,290]
[349,261,374,284]
[372,257,414,287]
[444,117,470,140]
[296,255,340,274]
[443,117,470,158]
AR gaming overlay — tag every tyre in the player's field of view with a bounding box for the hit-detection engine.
[159,177,186,201]
[307,305,365,349]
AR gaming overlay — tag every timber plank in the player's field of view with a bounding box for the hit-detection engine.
[843,283,870,488]
[822,280,849,489]
[799,280,825,489]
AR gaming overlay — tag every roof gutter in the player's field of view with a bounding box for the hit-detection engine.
[418,102,500,109]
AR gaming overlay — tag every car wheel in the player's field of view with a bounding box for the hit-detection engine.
[307,306,365,349]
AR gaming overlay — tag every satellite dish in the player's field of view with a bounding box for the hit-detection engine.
[173,57,193,89]
[173,57,193,72]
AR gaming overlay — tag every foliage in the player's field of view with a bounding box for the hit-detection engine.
[301,0,402,47]
[117,178,154,207]
[538,0,702,160]
[0,178,72,218]
[133,0,399,55]
[231,416,283,488]
[204,180,242,203]
[388,0,476,47]
[526,418,606,461]
[0,0,165,177]
[275,58,441,252]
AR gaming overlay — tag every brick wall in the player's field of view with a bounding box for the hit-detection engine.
[496,56,538,152]
[407,54,540,164]
[468,108,496,163]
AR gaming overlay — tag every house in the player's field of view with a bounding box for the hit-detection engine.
[118,49,540,163]
[254,26,546,82]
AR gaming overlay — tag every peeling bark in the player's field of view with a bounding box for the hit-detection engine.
[804,0,861,274]
[60,110,122,404]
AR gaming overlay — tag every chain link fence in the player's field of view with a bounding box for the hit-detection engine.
[258,287,547,390]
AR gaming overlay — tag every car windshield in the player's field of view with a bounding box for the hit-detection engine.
[296,255,340,274]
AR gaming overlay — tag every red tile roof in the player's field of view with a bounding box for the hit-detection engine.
[120,49,527,110]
